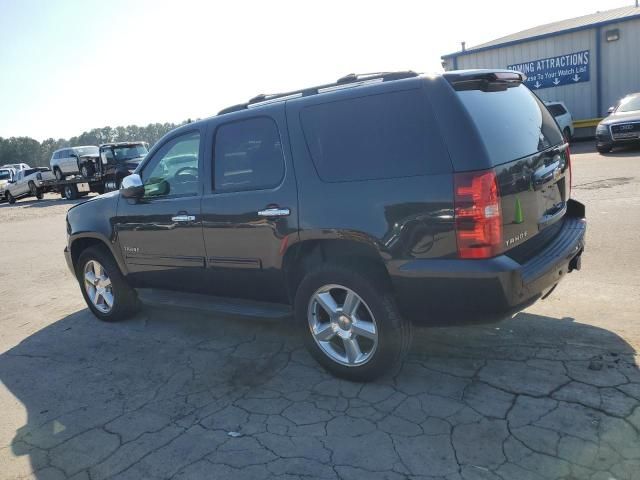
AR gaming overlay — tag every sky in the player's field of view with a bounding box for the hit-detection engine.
[0,0,635,141]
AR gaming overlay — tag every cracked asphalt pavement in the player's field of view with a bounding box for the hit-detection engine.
[1,143,639,479]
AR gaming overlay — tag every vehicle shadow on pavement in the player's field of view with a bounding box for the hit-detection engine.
[1,308,638,479]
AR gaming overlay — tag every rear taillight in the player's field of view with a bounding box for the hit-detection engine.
[565,144,572,197]
[454,170,503,259]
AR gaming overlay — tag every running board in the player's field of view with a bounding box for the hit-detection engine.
[136,288,292,321]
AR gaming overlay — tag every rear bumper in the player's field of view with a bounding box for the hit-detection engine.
[389,199,586,324]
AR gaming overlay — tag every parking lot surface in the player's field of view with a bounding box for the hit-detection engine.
[1,143,639,480]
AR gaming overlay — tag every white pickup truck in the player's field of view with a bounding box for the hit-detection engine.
[4,167,56,204]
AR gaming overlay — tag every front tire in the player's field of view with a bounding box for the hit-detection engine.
[76,246,138,322]
[6,192,16,204]
[54,168,65,181]
[80,163,94,178]
[63,184,78,200]
[563,127,571,143]
[295,263,412,381]
[597,144,612,154]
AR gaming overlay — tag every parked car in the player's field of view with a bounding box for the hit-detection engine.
[4,167,56,204]
[1,163,30,171]
[0,167,16,202]
[99,142,149,190]
[50,146,99,180]
[65,70,586,381]
[545,101,574,141]
[595,92,640,153]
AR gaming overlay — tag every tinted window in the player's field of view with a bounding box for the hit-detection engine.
[24,168,37,176]
[142,132,200,198]
[113,145,148,161]
[214,117,284,192]
[300,89,437,182]
[547,104,567,116]
[0,170,10,180]
[456,84,563,165]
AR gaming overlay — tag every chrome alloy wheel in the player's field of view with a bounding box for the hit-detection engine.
[307,284,378,366]
[83,260,114,314]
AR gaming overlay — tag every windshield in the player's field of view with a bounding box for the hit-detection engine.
[0,170,10,180]
[74,146,99,156]
[456,84,563,165]
[113,144,148,162]
[617,94,640,113]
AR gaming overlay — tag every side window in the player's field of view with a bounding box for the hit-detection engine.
[213,117,285,192]
[141,131,200,198]
[300,89,440,182]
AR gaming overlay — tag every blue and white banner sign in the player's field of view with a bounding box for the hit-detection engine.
[507,50,590,90]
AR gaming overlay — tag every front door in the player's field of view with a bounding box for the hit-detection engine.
[200,107,298,303]
[115,129,206,291]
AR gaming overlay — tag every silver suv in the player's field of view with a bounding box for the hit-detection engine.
[50,146,99,180]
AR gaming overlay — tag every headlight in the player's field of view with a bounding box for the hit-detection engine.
[596,124,609,134]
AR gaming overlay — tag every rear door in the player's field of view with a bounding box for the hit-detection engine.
[200,105,298,303]
[61,149,75,174]
[449,78,568,255]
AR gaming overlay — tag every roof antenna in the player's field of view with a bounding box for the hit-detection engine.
[461,41,466,52]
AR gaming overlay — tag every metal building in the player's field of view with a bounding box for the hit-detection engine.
[441,5,640,134]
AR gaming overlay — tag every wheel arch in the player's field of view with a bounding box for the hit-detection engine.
[282,237,391,303]
[69,234,127,276]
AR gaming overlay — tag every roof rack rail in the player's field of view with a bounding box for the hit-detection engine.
[217,70,420,115]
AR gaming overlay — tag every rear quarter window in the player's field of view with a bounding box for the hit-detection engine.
[456,84,563,166]
[547,104,567,116]
[300,88,449,182]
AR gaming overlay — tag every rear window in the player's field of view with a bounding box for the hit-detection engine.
[300,89,446,182]
[457,84,563,165]
[547,104,567,117]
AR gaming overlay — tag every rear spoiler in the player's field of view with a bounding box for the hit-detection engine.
[444,70,525,92]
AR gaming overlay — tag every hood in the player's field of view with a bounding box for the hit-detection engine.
[67,189,120,213]
[599,110,640,126]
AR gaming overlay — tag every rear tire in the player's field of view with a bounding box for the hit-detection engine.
[77,246,138,322]
[295,263,412,381]
[563,127,571,143]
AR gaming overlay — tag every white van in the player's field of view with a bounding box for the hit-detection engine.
[50,146,99,180]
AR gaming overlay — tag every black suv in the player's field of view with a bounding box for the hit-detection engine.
[65,70,586,381]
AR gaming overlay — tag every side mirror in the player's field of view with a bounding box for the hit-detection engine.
[120,174,144,199]
[607,106,615,115]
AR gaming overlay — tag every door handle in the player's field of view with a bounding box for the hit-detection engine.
[257,207,290,217]
[171,214,196,222]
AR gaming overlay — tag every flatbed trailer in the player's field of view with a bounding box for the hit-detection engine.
[40,174,106,200]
